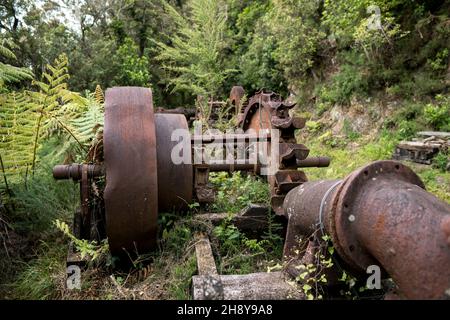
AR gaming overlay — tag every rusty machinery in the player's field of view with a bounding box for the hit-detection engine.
[53,87,450,300]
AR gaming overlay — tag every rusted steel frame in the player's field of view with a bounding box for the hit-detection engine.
[283,160,450,299]
[191,134,270,144]
[53,164,104,181]
[191,132,273,174]
[79,165,91,240]
[104,87,158,257]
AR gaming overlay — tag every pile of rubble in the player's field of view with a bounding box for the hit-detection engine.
[393,131,449,170]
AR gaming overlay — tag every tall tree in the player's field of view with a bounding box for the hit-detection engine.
[155,0,234,99]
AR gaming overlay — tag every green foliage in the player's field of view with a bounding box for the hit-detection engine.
[6,161,78,233]
[0,92,37,177]
[343,119,361,141]
[0,37,33,87]
[318,53,369,105]
[268,0,325,92]
[432,151,449,172]
[428,48,449,71]
[209,172,270,213]
[318,130,346,149]
[115,38,151,87]
[168,254,198,299]
[10,241,66,300]
[293,235,335,300]
[213,219,242,252]
[54,219,109,262]
[305,120,321,134]
[161,218,194,257]
[0,54,88,182]
[322,0,398,47]
[416,167,450,203]
[396,119,418,140]
[423,95,450,131]
[316,102,331,117]
[238,0,324,94]
[155,0,234,98]
[239,22,284,92]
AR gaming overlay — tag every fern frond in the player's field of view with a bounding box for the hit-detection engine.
[94,85,104,104]
[0,92,37,181]
[0,37,33,87]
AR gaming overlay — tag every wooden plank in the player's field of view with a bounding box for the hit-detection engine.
[192,272,304,300]
[195,234,218,276]
[417,131,450,139]
[397,141,442,151]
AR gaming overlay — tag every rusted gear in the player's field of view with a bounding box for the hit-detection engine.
[155,114,193,212]
[104,87,159,257]
[240,91,309,214]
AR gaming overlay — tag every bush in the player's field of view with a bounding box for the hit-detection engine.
[318,53,370,105]
[209,172,269,213]
[305,120,321,134]
[423,95,450,131]
[396,120,418,140]
[432,151,449,172]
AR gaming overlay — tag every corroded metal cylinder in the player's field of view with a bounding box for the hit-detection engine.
[283,160,450,299]
[155,113,193,213]
[53,164,104,181]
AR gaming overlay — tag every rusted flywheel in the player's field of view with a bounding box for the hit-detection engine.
[104,87,159,256]
[104,88,194,257]
[155,113,193,213]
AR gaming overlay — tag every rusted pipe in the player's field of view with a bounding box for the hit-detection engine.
[296,156,330,168]
[283,160,450,299]
[53,164,104,181]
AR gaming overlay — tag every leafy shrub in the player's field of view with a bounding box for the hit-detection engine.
[318,130,345,148]
[343,119,361,141]
[116,38,151,87]
[317,102,331,117]
[397,120,418,140]
[319,58,369,105]
[423,95,450,131]
[209,172,269,213]
[305,120,321,134]
[432,151,449,172]
[427,48,449,71]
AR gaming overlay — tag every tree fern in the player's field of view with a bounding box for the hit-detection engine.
[0,54,90,185]
[94,85,104,105]
[0,92,37,181]
[154,0,234,97]
[0,37,33,87]
[0,53,105,194]
[27,54,88,171]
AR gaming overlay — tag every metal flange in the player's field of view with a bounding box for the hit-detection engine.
[327,160,425,272]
